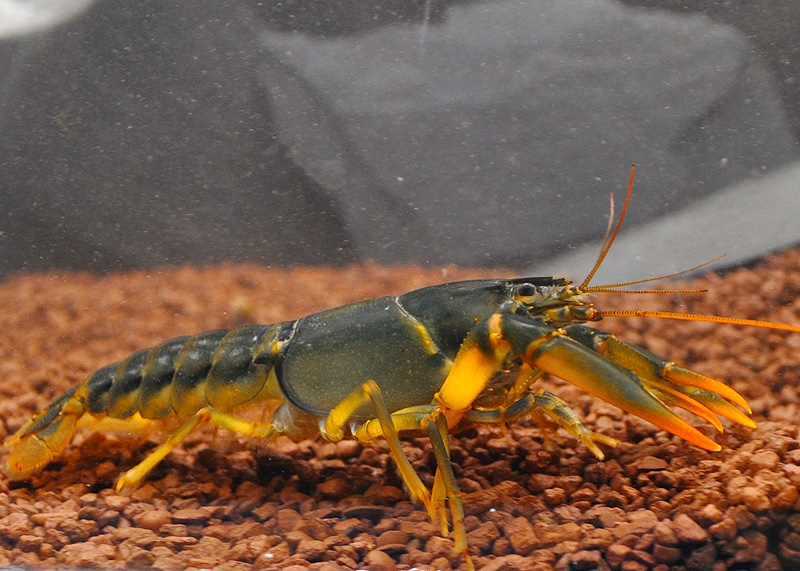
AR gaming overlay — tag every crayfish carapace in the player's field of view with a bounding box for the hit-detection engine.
[4,166,799,570]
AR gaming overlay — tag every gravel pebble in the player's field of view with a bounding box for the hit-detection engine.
[672,513,709,544]
[364,548,397,570]
[132,509,172,531]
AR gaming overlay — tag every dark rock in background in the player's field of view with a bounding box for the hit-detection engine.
[0,0,798,278]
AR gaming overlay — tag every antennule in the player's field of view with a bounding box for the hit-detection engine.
[580,164,635,289]
[585,255,725,293]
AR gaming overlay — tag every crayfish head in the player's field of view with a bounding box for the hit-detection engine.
[514,281,601,326]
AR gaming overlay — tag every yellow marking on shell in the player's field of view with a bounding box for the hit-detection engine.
[169,341,209,418]
[76,411,158,433]
[256,335,283,361]
[206,368,268,412]
[413,321,441,355]
[106,388,141,418]
[435,314,509,418]
[171,388,207,420]
[138,386,174,419]
[261,369,284,401]
[396,301,441,357]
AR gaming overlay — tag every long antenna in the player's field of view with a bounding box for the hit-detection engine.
[580,164,635,289]
[577,167,800,334]
[598,309,800,333]
[585,255,725,294]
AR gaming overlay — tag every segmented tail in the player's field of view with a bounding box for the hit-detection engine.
[4,388,88,477]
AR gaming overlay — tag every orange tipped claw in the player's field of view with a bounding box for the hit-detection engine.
[501,314,751,452]
[663,364,751,414]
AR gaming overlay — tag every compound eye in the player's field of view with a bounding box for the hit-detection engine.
[516,283,536,298]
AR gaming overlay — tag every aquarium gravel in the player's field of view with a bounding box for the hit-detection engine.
[1,252,799,570]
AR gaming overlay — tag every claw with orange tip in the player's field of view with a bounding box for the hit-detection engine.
[585,332,756,434]
[497,314,753,453]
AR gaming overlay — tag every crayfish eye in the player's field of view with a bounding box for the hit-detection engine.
[516,283,537,298]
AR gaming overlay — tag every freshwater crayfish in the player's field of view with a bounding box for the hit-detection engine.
[4,168,800,570]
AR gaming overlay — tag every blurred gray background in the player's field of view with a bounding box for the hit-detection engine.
[1,0,798,282]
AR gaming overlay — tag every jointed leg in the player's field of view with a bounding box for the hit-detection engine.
[324,382,474,571]
[463,391,617,460]
[322,381,431,509]
[117,407,277,493]
[423,410,468,562]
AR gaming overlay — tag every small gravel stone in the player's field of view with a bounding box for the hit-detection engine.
[613,510,658,539]
[17,534,43,552]
[377,529,409,547]
[672,514,709,544]
[505,516,538,554]
[653,543,681,564]
[468,521,501,553]
[0,513,32,540]
[171,507,211,524]
[56,517,98,543]
[750,450,780,471]
[275,508,304,533]
[480,553,543,571]
[543,487,567,506]
[607,543,631,568]
[317,477,352,500]
[556,549,606,571]
[297,538,327,561]
[696,504,723,525]
[653,521,678,546]
[133,509,172,531]
[774,484,800,509]
[363,548,397,570]
[741,486,771,511]
[685,543,716,570]
[102,494,131,512]
[634,456,669,471]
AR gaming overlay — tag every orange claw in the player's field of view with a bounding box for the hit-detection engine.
[500,313,745,452]
[663,364,752,414]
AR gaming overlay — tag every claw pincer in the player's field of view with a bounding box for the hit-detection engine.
[497,312,752,452]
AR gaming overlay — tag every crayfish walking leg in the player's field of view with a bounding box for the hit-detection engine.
[322,380,431,509]
[323,381,475,571]
[462,391,619,460]
[116,407,279,493]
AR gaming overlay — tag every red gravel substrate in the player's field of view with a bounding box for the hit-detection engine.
[0,252,799,571]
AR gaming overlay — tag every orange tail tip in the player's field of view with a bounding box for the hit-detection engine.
[5,409,82,478]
